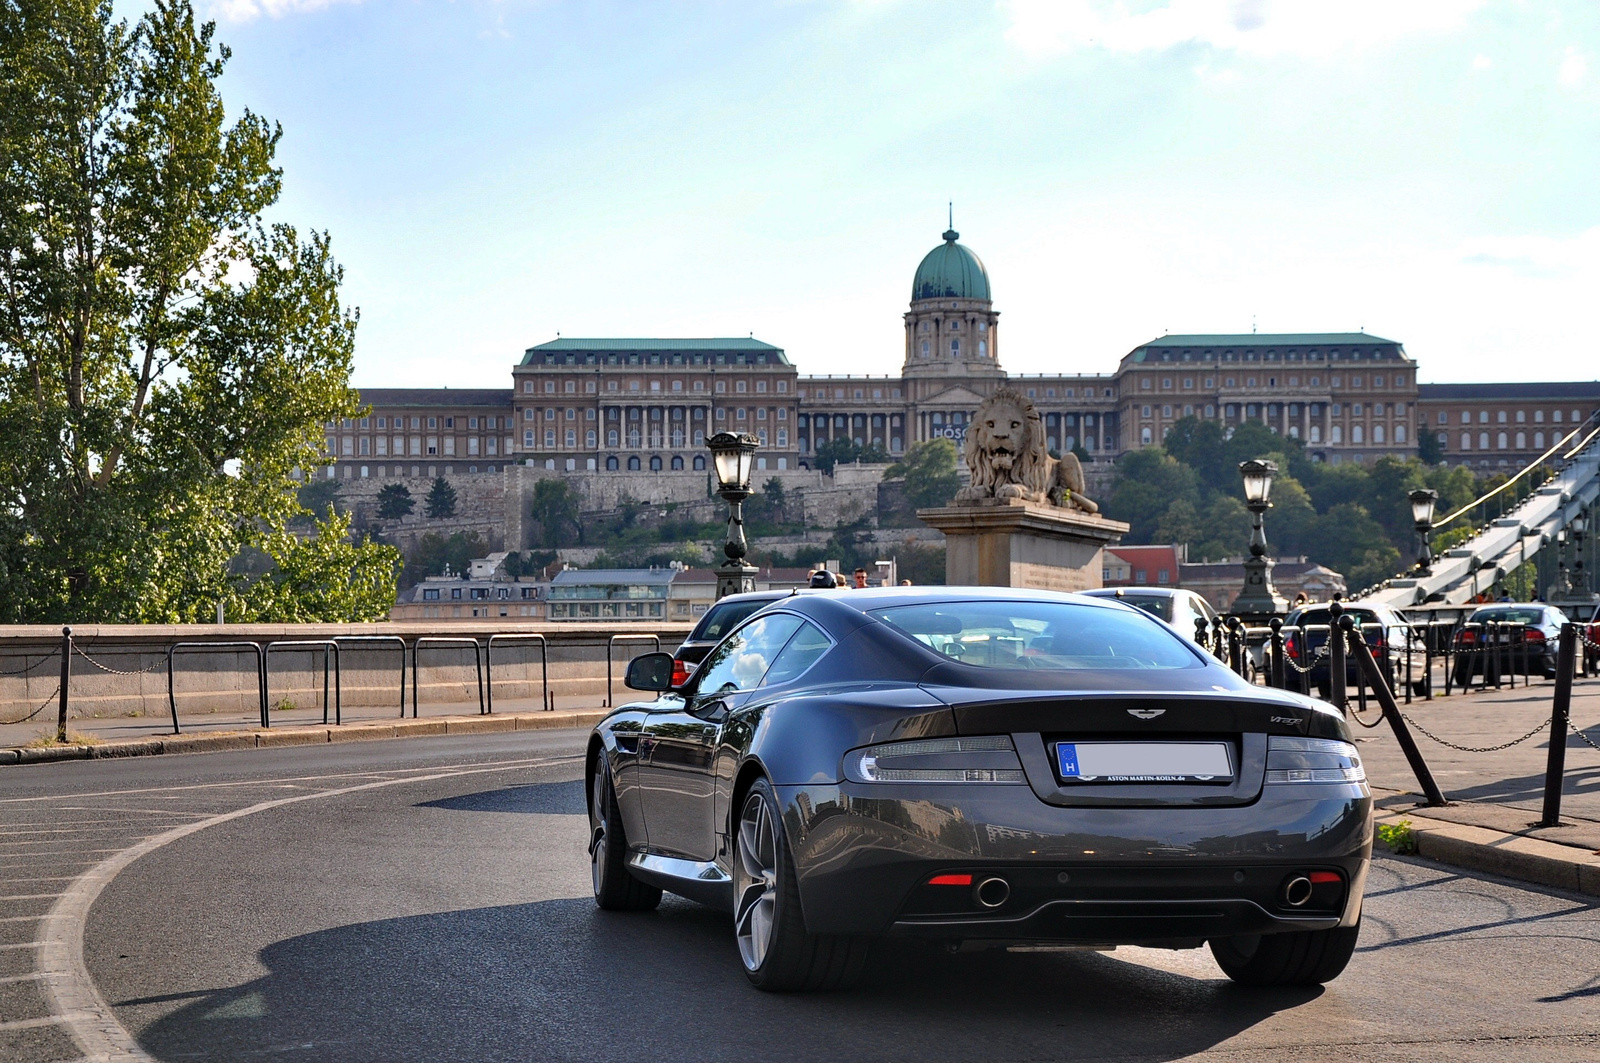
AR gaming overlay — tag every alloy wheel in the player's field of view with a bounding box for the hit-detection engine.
[589,769,608,898]
[734,790,778,971]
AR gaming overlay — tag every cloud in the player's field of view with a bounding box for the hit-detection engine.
[1558,45,1588,87]
[1472,53,1492,70]
[200,0,364,22]
[1001,0,1488,58]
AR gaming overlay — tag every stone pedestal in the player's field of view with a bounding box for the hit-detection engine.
[918,501,1129,590]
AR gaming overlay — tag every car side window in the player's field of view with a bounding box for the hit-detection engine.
[691,614,804,698]
[760,620,831,687]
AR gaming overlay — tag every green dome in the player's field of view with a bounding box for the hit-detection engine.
[912,228,991,302]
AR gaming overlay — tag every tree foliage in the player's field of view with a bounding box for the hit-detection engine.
[376,483,413,520]
[424,476,456,519]
[1105,415,1486,592]
[813,437,889,473]
[0,0,397,621]
[530,478,581,548]
[407,530,485,583]
[885,438,960,510]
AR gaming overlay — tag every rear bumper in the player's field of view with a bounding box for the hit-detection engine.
[779,781,1372,940]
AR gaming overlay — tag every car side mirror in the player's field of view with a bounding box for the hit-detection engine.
[624,652,677,692]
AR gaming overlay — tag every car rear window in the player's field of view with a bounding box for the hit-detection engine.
[690,598,774,642]
[1108,596,1173,622]
[1468,607,1546,625]
[869,601,1201,670]
[1292,608,1382,627]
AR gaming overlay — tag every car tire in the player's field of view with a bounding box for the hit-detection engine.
[589,756,662,912]
[1209,921,1360,987]
[734,777,868,992]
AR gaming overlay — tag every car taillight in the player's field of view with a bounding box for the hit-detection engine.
[1285,635,1300,660]
[1458,629,1477,645]
[1523,629,1546,643]
[670,658,690,687]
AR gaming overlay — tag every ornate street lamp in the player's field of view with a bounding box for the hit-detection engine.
[1409,488,1438,574]
[1573,509,1591,597]
[1555,527,1572,596]
[708,431,760,599]
[1231,458,1287,619]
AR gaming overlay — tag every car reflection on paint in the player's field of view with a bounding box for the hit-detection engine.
[585,587,1372,992]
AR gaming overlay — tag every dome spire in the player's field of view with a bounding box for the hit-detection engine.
[944,201,958,243]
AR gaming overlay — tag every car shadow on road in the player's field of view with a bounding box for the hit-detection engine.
[415,780,586,815]
[131,896,1318,1063]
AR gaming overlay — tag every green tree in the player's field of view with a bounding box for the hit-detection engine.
[296,478,343,519]
[1105,449,1202,543]
[761,477,787,512]
[885,438,960,509]
[813,437,860,473]
[0,0,396,622]
[425,476,456,519]
[376,483,414,520]
[531,478,581,547]
[409,531,485,582]
[1417,425,1444,464]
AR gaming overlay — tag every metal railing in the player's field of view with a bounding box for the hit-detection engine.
[166,642,267,735]
[331,635,409,717]
[265,640,342,725]
[485,633,550,714]
[410,637,486,717]
[606,634,661,708]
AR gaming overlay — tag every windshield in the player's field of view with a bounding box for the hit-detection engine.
[869,601,1202,671]
[1468,607,1546,626]
[690,598,775,642]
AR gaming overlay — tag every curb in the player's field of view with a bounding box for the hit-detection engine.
[1376,809,1600,897]
[0,710,608,766]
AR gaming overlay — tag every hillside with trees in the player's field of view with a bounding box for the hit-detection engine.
[1104,418,1483,592]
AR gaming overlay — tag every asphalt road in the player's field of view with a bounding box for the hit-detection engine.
[2,731,1599,1063]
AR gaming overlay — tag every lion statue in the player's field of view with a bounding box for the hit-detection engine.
[953,387,1100,514]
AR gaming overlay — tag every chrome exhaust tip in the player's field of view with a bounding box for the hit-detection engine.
[1282,875,1314,907]
[975,877,1011,908]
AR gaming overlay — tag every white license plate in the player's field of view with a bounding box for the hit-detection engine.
[1055,741,1233,783]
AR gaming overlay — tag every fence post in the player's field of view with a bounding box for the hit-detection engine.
[56,626,72,743]
[1227,617,1245,677]
[1269,618,1285,689]
[1349,621,1448,807]
[1538,624,1578,828]
[1327,601,1346,713]
[1194,616,1210,650]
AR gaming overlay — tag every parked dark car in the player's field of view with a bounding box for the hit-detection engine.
[669,589,794,686]
[1281,602,1417,700]
[1452,603,1567,681]
[588,588,1371,992]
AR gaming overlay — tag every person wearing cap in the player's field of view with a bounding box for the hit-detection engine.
[853,568,869,589]
[808,568,835,589]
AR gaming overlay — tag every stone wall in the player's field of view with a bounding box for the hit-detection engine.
[0,622,690,725]
[333,472,509,553]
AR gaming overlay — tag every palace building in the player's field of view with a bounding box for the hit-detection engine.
[327,226,1600,483]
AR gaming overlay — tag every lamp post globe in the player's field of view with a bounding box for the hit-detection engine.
[1230,458,1286,621]
[1409,488,1438,573]
[1239,459,1276,507]
[708,432,761,599]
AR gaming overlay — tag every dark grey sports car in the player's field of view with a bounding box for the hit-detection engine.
[586,587,1371,992]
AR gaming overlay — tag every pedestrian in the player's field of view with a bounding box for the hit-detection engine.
[853,567,869,589]
[899,579,912,586]
[808,568,834,589]
[1292,592,1308,608]
[834,572,848,588]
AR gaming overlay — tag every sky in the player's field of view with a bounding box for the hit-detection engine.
[166,0,1600,387]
